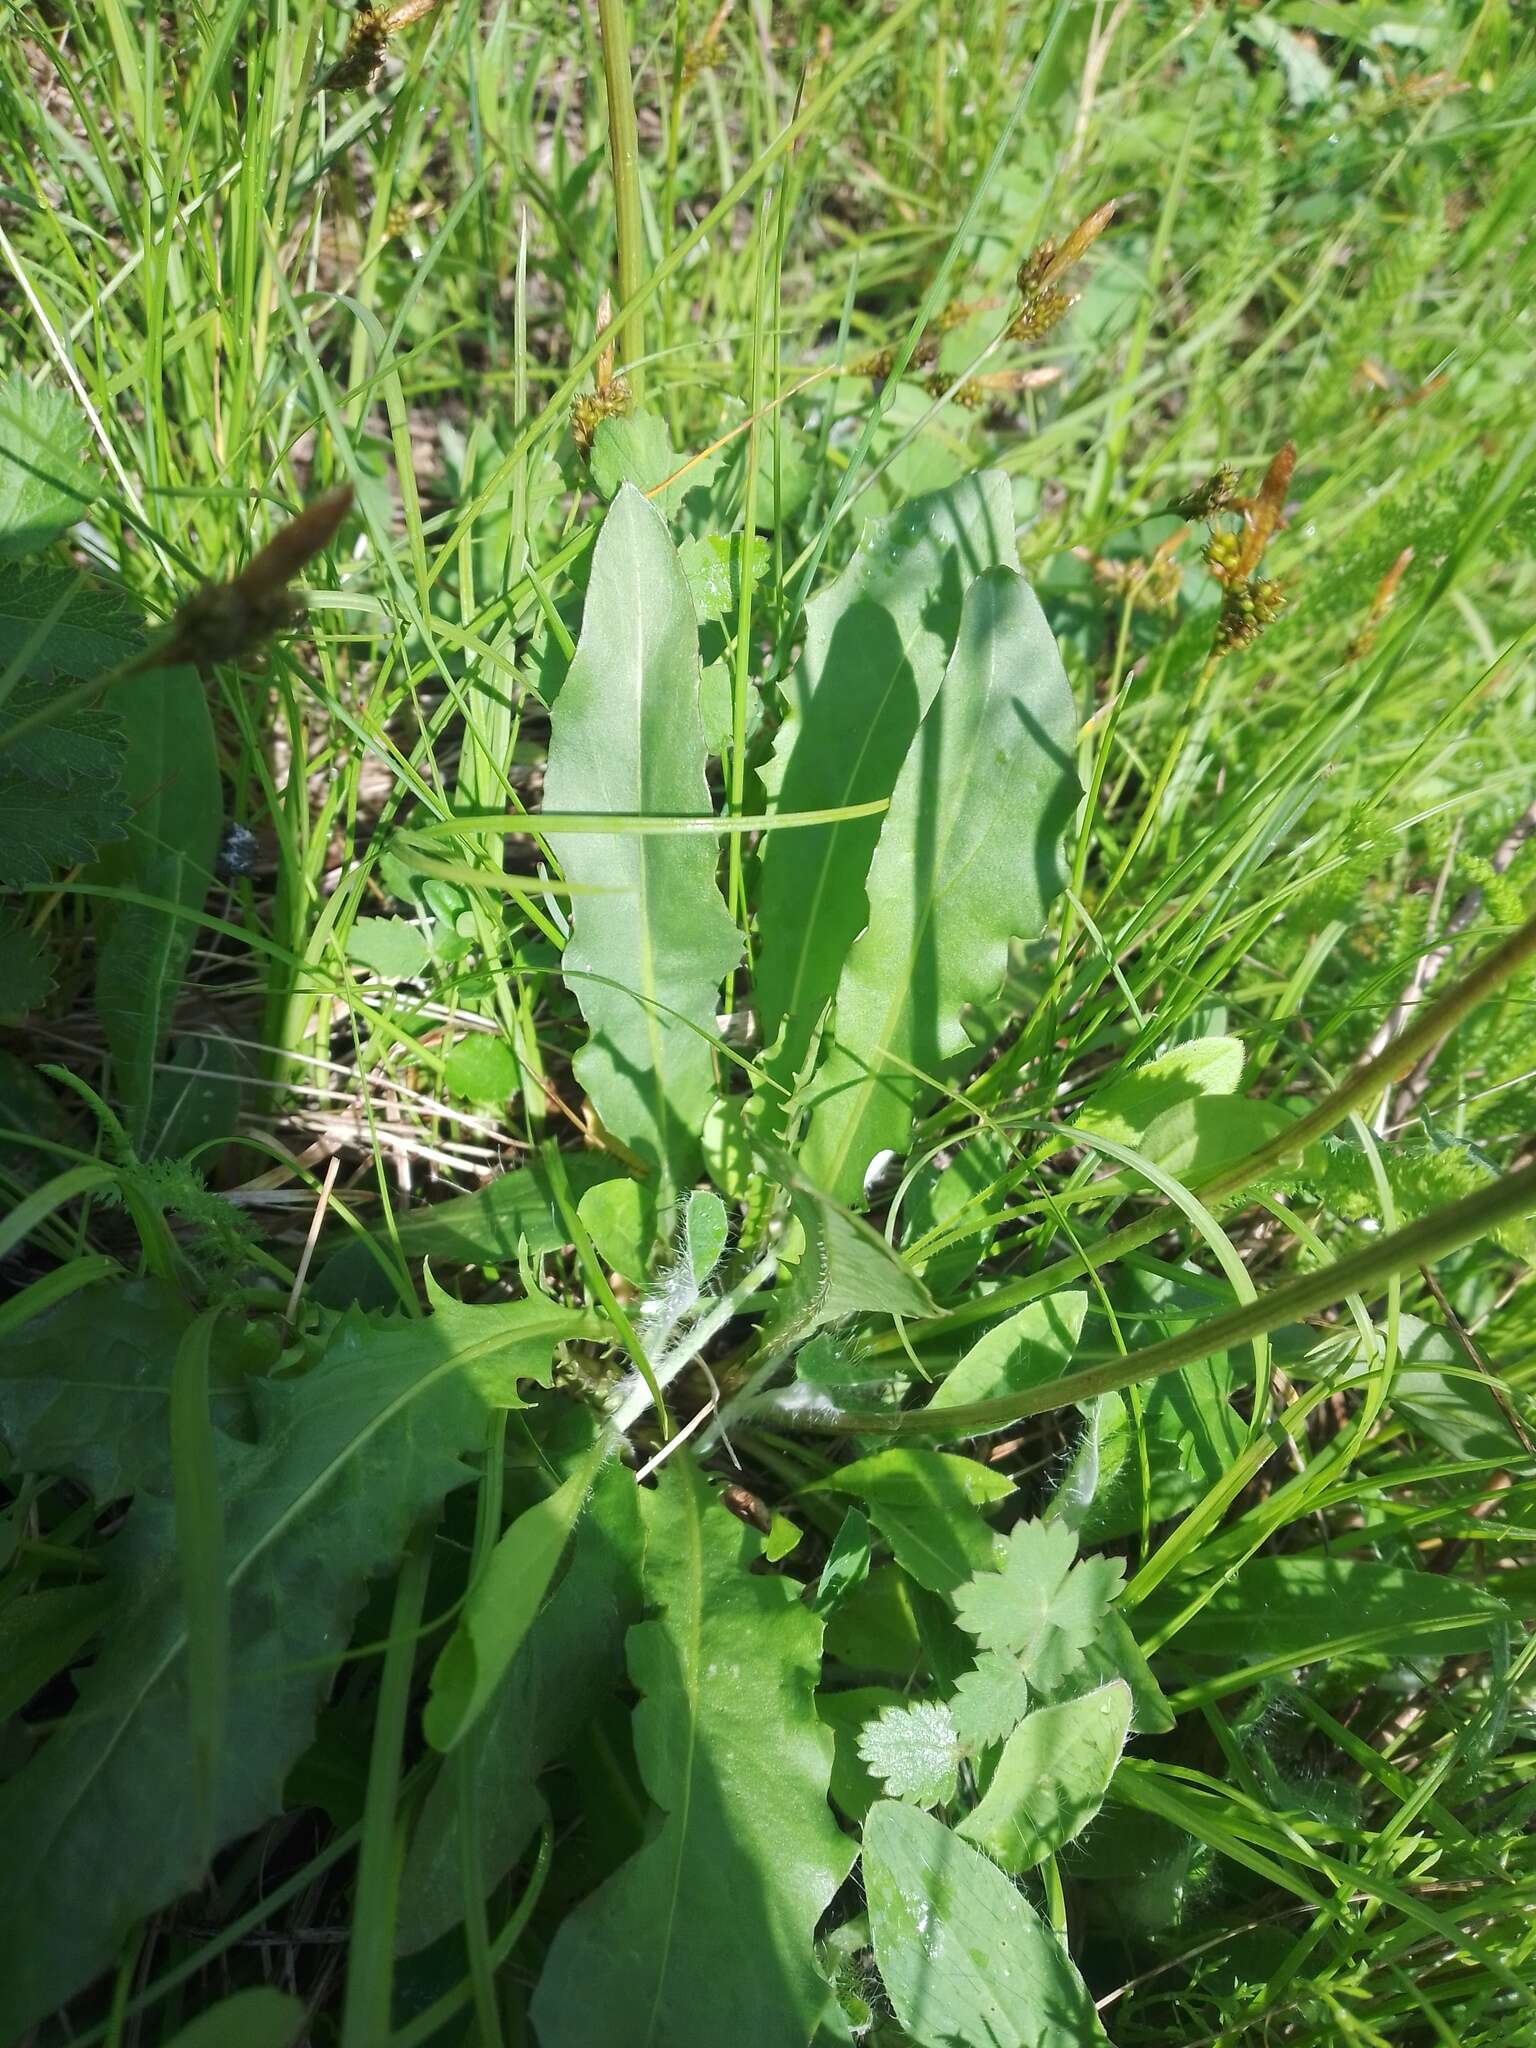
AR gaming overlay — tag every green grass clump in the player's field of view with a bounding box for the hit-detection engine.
[2,1,1535,2042]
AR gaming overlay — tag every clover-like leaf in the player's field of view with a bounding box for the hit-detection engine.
[856,1699,961,1808]
[953,1519,1124,1691]
[949,1652,1033,1751]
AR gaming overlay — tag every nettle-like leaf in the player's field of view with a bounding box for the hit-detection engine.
[863,1801,1106,2048]
[94,664,221,1147]
[953,1518,1125,1688]
[949,1652,1034,1750]
[531,1456,852,2048]
[800,565,1079,1205]
[0,673,130,887]
[857,1698,961,1808]
[0,373,98,557]
[755,472,1017,1097]
[0,564,143,680]
[543,483,741,1198]
[0,1284,579,2039]
[0,913,54,1016]
[956,1681,1131,1873]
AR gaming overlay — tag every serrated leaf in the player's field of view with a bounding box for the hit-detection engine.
[543,484,741,1197]
[755,473,1018,1094]
[858,1699,961,1808]
[863,1801,1106,2047]
[818,1685,909,1823]
[956,1681,1130,1872]
[530,1457,852,2048]
[423,1431,613,1751]
[0,565,142,680]
[953,1519,1125,1689]
[0,1283,568,2039]
[801,566,1079,1203]
[397,1451,642,1953]
[949,1653,1033,1750]
[94,665,221,1146]
[856,1695,962,1810]
[0,374,98,557]
[345,915,430,980]
[0,753,129,885]
[0,914,54,1016]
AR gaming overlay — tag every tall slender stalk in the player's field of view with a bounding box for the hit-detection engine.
[595,0,646,399]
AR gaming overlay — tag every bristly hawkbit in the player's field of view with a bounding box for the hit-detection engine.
[318,0,440,92]
[1008,200,1115,343]
[150,486,354,673]
[1347,545,1413,661]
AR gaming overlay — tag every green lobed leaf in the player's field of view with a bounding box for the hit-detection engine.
[0,373,98,557]
[754,472,1018,1093]
[94,664,221,1147]
[530,1456,853,2048]
[954,1519,1125,1688]
[543,484,741,1197]
[441,1031,519,1104]
[956,1680,1131,1872]
[949,1652,1034,1751]
[0,1283,573,2038]
[800,565,1079,1204]
[857,1699,962,1808]
[863,1800,1106,2047]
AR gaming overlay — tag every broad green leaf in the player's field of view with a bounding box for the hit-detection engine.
[1383,1313,1525,1462]
[928,1293,1088,1418]
[755,472,1017,1091]
[863,1801,1106,2047]
[423,1431,614,1751]
[1070,1609,1176,1735]
[0,1284,569,2039]
[1076,1094,1296,1201]
[812,1448,1010,1596]
[801,566,1079,1204]
[345,915,430,980]
[954,1519,1125,1688]
[397,1452,642,1953]
[949,1653,1033,1751]
[94,664,221,1147]
[530,1457,852,2048]
[158,1988,306,2048]
[441,1031,518,1103]
[0,374,98,556]
[858,1699,962,1807]
[956,1681,1131,1872]
[145,1030,246,1162]
[0,1277,254,1499]
[0,565,142,680]
[578,1172,655,1283]
[543,484,741,1195]
[824,1566,924,1677]
[1075,1035,1245,1148]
